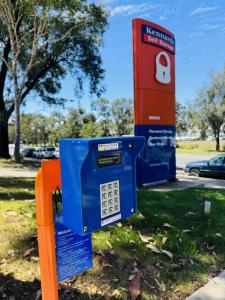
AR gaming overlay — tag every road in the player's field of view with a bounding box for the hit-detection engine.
[176,153,214,169]
[0,153,224,190]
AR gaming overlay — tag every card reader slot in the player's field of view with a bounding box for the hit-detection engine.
[97,152,122,168]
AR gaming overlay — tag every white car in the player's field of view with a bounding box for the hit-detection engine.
[53,149,59,158]
[35,147,55,159]
[34,148,43,158]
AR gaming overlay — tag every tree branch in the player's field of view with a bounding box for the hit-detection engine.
[6,57,65,118]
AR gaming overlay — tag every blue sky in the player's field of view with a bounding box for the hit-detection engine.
[25,0,225,115]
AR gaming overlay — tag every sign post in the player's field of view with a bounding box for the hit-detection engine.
[133,18,176,185]
[35,160,60,300]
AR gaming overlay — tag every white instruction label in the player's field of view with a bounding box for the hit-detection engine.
[101,214,121,227]
[98,143,119,151]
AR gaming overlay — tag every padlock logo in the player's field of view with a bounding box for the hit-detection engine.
[155,51,171,84]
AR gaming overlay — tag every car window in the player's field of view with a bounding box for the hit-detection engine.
[47,148,55,151]
[209,156,224,165]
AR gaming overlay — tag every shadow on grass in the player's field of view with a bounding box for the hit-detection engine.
[0,273,40,300]
[0,177,35,201]
[0,273,118,300]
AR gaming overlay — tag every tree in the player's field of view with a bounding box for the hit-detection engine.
[194,68,225,151]
[96,98,111,136]
[62,108,84,138]
[48,111,64,146]
[111,98,133,136]
[31,114,50,145]
[9,113,51,145]
[83,113,96,124]
[0,0,108,160]
[80,122,102,138]
[176,101,188,137]
[188,109,208,140]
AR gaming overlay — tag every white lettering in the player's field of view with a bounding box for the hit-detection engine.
[149,115,160,120]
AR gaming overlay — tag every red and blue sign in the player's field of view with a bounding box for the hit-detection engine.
[133,18,176,185]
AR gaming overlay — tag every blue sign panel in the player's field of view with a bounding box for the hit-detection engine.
[141,24,175,54]
[135,125,176,185]
[55,215,92,282]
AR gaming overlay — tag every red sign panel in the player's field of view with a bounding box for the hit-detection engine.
[133,18,176,126]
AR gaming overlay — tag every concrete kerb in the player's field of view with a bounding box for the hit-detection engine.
[186,271,225,300]
[147,176,205,192]
[145,173,225,192]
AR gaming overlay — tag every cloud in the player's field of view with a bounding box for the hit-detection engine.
[189,32,205,38]
[110,3,159,17]
[99,0,116,4]
[190,6,218,16]
[159,16,167,21]
[201,23,223,30]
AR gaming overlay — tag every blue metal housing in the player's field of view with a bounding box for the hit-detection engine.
[59,136,144,235]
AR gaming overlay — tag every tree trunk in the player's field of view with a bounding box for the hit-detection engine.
[0,109,10,158]
[14,94,21,162]
[216,136,220,152]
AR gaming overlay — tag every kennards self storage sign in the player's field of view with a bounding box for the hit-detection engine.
[133,18,176,185]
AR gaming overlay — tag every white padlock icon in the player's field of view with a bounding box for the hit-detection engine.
[155,51,171,84]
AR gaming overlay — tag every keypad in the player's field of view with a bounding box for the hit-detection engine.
[100,180,120,219]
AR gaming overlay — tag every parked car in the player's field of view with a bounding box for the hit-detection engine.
[35,147,56,159]
[34,148,42,158]
[53,149,59,158]
[20,147,36,158]
[184,154,225,178]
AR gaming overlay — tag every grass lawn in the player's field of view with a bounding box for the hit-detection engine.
[0,158,40,169]
[176,140,225,154]
[1,177,225,299]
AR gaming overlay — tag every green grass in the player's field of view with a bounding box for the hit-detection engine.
[1,177,225,299]
[176,140,225,154]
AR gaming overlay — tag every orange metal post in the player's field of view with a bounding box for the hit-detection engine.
[35,160,61,300]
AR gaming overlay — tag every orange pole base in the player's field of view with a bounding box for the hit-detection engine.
[35,160,61,300]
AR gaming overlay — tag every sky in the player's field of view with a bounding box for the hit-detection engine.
[24,0,225,115]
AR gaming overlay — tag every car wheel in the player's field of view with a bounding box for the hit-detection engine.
[190,168,200,177]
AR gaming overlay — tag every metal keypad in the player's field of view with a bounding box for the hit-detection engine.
[100,180,120,219]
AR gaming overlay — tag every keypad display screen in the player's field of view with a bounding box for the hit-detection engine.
[100,180,120,219]
[97,152,122,168]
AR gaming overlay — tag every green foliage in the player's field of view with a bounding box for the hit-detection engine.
[47,111,64,145]
[0,0,108,158]
[111,98,133,136]
[80,122,102,138]
[62,108,84,138]
[193,68,225,150]
[0,0,108,103]
[9,114,51,145]
[176,101,189,137]
[96,98,111,136]
[9,98,134,145]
